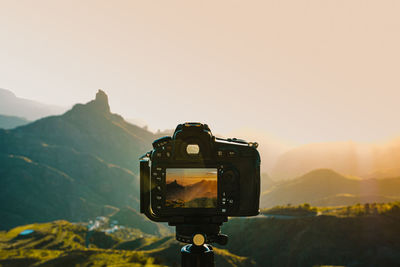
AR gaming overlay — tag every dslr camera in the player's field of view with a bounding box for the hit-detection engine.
[140,122,260,227]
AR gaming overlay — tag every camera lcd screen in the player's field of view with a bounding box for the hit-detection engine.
[165,168,218,208]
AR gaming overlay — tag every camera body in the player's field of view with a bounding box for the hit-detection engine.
[140,122,260,224]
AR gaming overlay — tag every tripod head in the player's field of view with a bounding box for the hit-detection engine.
[170,217,229,267]
[176,223,228,267]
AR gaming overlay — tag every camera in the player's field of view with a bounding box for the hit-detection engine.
[140,122,260,226]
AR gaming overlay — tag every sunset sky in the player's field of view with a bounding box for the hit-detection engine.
[166,168,218,186]
[1,1,399,144]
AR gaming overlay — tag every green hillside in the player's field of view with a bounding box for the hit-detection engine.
[222,203,400,267]
[0,221,254,267]
[261,169,400,208]
[0,90,166,235]
[0,221,163,266]
[2,206,399,267]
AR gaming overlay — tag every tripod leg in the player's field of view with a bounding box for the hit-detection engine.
[181,244,215,267]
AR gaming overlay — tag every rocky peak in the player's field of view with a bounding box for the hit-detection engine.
[92,89,110,113]
[65,89,112,119]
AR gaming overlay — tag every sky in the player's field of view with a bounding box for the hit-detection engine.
[1,0,400,144]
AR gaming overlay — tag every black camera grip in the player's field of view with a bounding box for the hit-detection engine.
[140,159,150,214]
[140,159,165,222]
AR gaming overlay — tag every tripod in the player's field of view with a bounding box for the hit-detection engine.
[175,224,228,267]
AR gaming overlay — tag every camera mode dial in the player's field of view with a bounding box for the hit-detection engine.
[152,136,172,149]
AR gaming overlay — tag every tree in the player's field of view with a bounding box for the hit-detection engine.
[364,203,370,215]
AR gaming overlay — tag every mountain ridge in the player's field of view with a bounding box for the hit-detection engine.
[271,140,400,180]
[0,88,66,120]
[0,114,30,129]
[261,168,400,208]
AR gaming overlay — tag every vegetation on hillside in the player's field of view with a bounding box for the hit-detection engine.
[262,202,400,218]
[0,221,254,267]
[222,202,400,267]
[261,203,318,217]
[0,221,162,266]
[318,201,400,217]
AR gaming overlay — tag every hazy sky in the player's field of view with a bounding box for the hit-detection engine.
[1,0,399,144]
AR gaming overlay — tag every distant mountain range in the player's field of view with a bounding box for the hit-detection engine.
[0,88,66,120]
[166,179,217,202]
[4,87,400,182]
[261,169,400,208]
[0,90,166,235]
[271,140,400,180]
[0,114,30,129]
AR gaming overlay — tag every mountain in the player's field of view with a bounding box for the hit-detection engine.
[11,90,155,173]
[271,141,361,180]
[0,88,66,120]
[0,90,165,235]
[261,169,400,208]
[0,114,30,129]
[271,140,400,180]
[261,172,275,193]
[166,180,185,195]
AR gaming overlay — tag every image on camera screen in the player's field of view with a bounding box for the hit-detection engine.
[165,168,218,208]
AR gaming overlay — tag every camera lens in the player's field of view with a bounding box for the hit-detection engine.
[186,144,200,155]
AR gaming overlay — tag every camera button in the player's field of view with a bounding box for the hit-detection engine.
[156,195,162,200]
[221,208,227,213]
[227,151,236,157]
